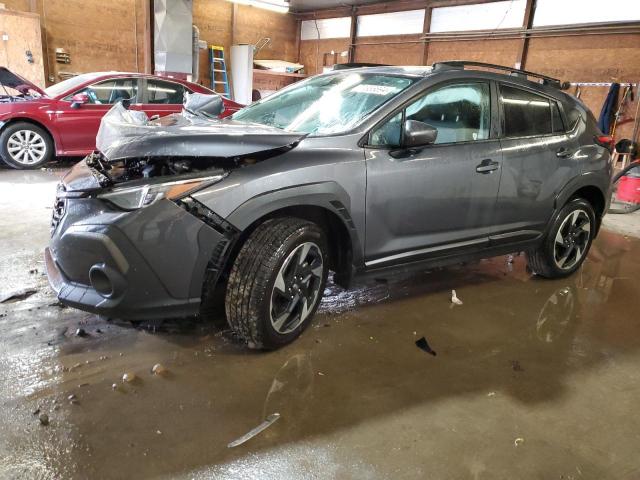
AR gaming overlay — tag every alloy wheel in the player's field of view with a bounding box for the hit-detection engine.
[7,130,47,165]
[270,242,324,334]
[553,209,591,270]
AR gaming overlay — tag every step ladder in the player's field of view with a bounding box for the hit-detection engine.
[209,45,231,99]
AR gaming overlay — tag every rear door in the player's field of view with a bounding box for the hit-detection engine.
[137,79,188,119]
[364,80,503,267]
[492,83,576,243]
[53,77,140,154]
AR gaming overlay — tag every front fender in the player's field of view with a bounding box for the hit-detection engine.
[225,181,364,267]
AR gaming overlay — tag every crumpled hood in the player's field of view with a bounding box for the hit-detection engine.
[96,103,306,161]
[0,67,46,96]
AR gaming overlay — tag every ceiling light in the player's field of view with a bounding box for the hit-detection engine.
[227,0,289,14]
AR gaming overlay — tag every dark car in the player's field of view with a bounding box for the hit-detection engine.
[0,68,242,169]
[45,62,612,349]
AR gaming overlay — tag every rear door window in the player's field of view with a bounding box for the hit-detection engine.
[145,80,187,104]
[500,85,552,137]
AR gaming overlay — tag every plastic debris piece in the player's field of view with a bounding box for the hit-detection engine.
[451,290,463,305]
[0,287,37,303]
[514,437,524,447]
[415,337,437,356]
[487,392,496,397]
[227,413,281,448]
[122,372,137,383]
[111,383,118,391]
[39,413,49,426]
[151,364,168,376]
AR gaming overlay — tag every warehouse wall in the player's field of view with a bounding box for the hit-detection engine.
[192,0,298,90]
[1,0,298,91]
[299,3,640,141]
[1,0,146,84]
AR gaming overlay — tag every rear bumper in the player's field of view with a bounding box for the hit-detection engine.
[46,195,231,320]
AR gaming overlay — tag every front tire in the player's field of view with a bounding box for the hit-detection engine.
[0,122,54,169]
[225,218,329,349]
[526,198,596,278]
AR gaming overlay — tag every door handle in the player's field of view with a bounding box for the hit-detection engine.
[476,159,500,173]
[556,147,571,158]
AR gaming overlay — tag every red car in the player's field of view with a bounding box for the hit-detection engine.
[0,68,242,169]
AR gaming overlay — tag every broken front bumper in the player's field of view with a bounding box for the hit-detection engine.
[45,195,233,320]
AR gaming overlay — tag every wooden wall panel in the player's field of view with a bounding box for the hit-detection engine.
[233,5,298,62]
[355,35,423,65]
[526,34,640,139]
[299,38,350,76]
[427,39,521,66]
[0,0,32,12]
[193,1,298,89]
[0,10,45,87]
[525,34,640,81]
[30,0,140,84]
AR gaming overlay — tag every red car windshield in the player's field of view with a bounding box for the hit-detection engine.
[44,74,102,98]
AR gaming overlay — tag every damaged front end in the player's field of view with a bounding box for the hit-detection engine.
[88,99,305,188]
[45,98,304,319]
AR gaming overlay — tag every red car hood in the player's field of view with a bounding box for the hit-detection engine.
[0,67,46,96]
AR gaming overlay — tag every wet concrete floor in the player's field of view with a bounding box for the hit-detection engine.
[1,165,640,479]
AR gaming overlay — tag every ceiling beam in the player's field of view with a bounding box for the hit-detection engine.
[295,0,508,19]
[515,0,535,69]
[420,4,432,65]
[348,6,358,62]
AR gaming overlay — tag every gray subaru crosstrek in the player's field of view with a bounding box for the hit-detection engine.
[46,61,612,349]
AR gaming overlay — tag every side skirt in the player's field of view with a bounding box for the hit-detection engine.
[353,238,541,283]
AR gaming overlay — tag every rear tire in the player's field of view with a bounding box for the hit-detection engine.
[0,122,54,169]
[225,217,328,349]
[526,198,595,278]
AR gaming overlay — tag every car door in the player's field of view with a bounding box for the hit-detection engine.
[136,79,188,119]
[364,80,503,267]
[492,83,576,243]
[53,77,140,154]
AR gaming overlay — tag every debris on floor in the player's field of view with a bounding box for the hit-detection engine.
[451,290,463,306]
[122,372,137,383]
[75,328,88,337]
[151,364,168,376]
[38,413,49,426]
[514,437,525,447]
[0,287,37,303]
[415,336,437,356]
[511,360,524,372]
[227,413,281,448]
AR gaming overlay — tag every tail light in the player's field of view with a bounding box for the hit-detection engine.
[595,135,614,152]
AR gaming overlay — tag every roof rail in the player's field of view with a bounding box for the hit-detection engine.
[432,61,569,89]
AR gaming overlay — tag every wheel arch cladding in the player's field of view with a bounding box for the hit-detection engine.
[554,173,608,232]
[571,185,605,218]
[225,185,362,288]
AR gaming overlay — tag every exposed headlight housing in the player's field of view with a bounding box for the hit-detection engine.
[98,174,226,210]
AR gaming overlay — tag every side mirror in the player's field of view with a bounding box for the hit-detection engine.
[184,92,224,118]
[70,93,89,109]
[402,120,437,148]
